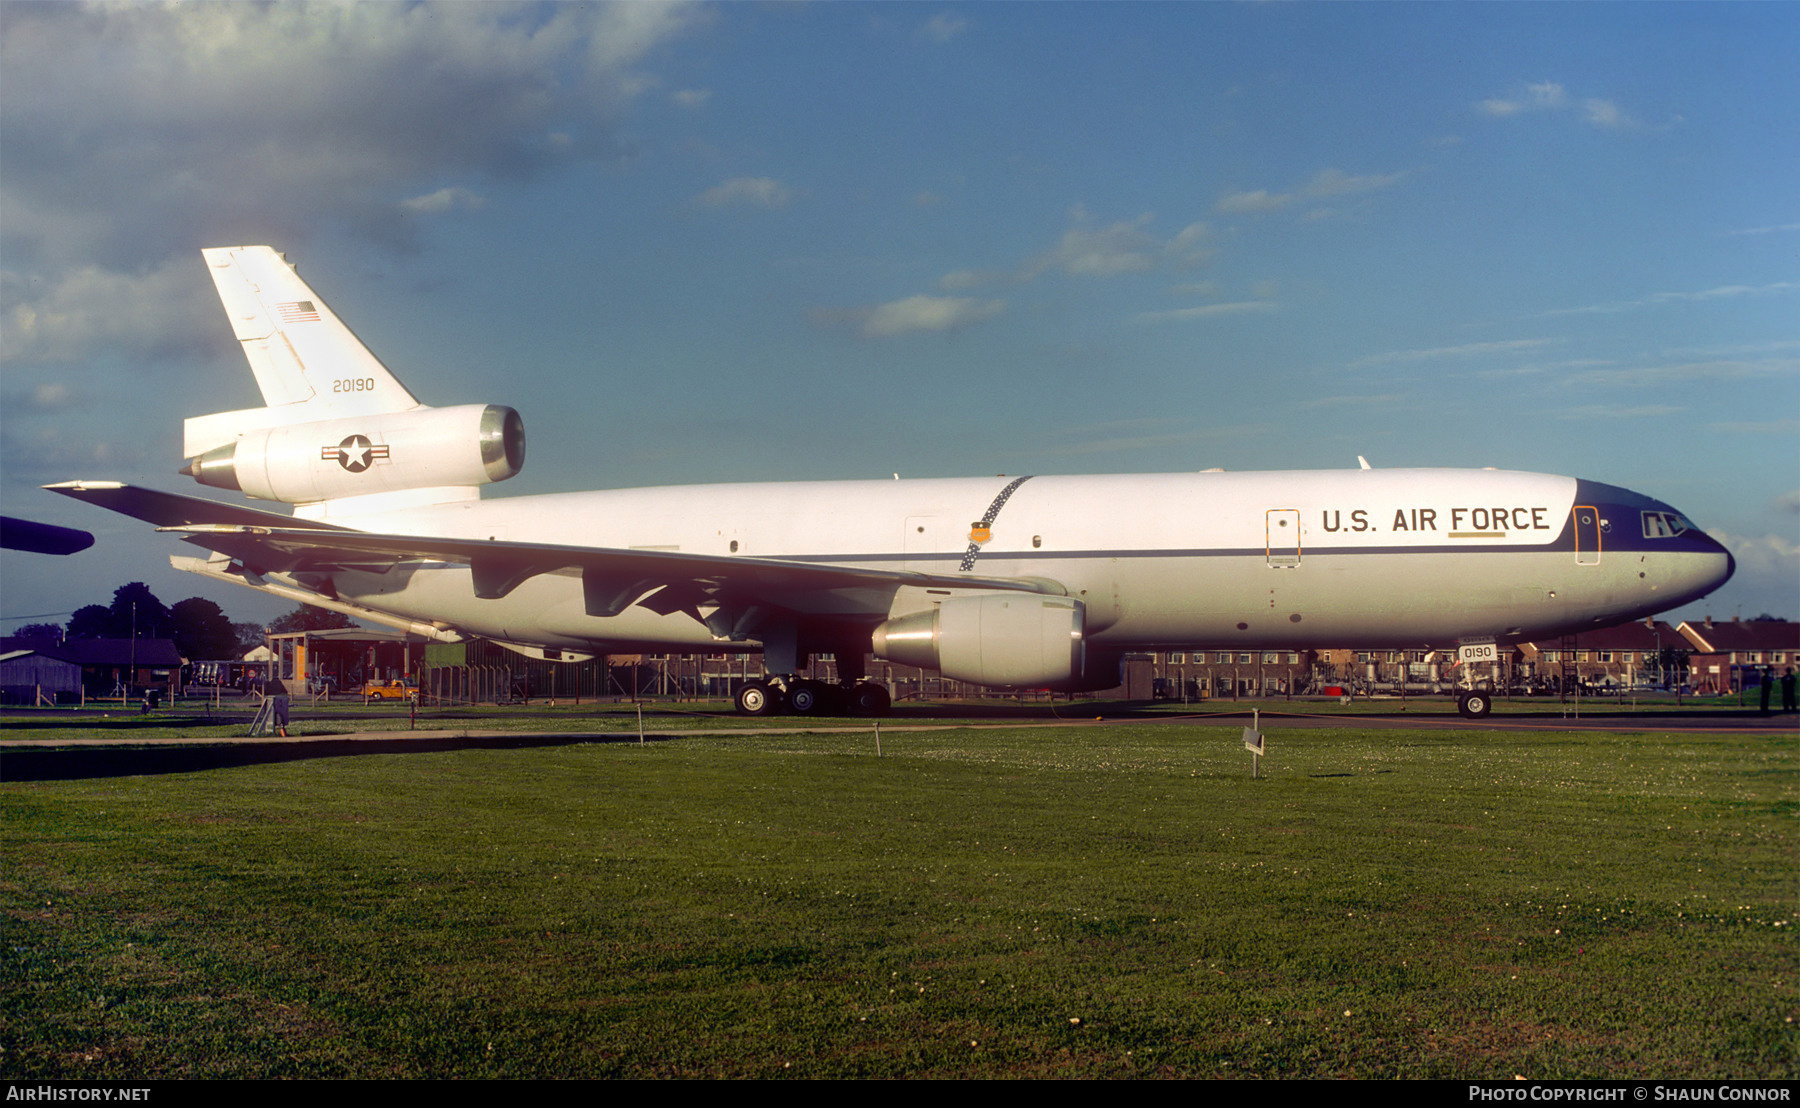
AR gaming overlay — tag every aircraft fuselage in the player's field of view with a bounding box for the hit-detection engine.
[314,467,1732,656]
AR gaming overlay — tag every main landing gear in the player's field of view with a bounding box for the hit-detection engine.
[734,677,892,717]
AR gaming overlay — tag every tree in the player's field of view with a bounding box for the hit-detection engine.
[66,583,176,640]
[13,622,63,641]
[170,598,240,661]
[1655,647,1691,685]
[232,621,267,656]
[66,604,117,640]
[269,605,358,634]
[110,582,174,639]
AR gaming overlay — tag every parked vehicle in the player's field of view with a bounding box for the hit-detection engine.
[361,678,417,701]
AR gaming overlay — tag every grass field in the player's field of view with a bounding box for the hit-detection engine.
[2,707,1794,1079]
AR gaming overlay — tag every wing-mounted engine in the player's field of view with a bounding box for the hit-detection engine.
[180,403,524,504]
[872,593,1116,690]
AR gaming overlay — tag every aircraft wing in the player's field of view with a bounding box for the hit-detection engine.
[44,482,1059,621]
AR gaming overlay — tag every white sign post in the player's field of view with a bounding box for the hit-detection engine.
[1243,708,1265,778]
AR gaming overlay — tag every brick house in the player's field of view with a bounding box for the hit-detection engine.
[1676,618,1799,695]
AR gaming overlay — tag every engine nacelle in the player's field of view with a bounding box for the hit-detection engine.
[872,594,1090,689]
[181,404,524,503]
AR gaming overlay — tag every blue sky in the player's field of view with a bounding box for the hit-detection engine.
[3,1,1795,631]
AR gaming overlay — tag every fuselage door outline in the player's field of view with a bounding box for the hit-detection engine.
[1266,508,1301,568]
[1573,505,1602,566]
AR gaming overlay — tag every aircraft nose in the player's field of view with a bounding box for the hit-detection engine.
[1682,526,1736,598]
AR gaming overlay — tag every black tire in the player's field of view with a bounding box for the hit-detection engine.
[736,681,780,716]
[1458,691,1492,718]
[851,683,892,716]
[788,680,823,715]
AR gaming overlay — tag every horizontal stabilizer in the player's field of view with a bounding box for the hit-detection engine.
[0,516,95,555]
[42,481,346,532]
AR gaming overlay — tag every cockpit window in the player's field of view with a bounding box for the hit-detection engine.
[1641,510,1691,538]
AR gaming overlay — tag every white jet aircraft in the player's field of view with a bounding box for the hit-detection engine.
[49,246,1734,717]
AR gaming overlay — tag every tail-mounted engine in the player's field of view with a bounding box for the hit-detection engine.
[180,403,525,504]
[872,593,1115,690]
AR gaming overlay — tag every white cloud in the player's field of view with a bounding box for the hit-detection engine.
[30,383,72,410]
[938,269,1007,291]
[1023,217,1212,279]
[0,1,704,271]
[1477,80,1638,130]
[1304,168,1407,197]
[1349,339,1557,368]
[0,0,708,385]
[0,380,81,416]
[1538,282,1799,318]
[400,187,487,216]
[902,214,1217,328]
[1563,356,1798,389]
[1705,419,1800,435]
[1215,168,1406,215]
[1528,82,1569,109]
[1584,99,1625,128]
[1034,220,1160,277]
[1164,222,1214,267]
[860,295,1004,338]
[673,88,713,109]
[0,420,152,479]
[1170,281,1222,298]
[694,177,794,209]
[1707,529,1800,609]
[1016,419,1266,459]
[920,13,969,43]
[1726,223,1800,237]
[1551,405,1686,421]
[1297,394,1407,410]
[1134,301,1277,324]
[0,259,213,365]
[1216,189,1286,214]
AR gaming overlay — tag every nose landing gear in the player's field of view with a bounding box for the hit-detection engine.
[1456,690,1493,718]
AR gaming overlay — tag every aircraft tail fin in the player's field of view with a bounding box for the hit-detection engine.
[175,246,523,511]
[185,246,422,456]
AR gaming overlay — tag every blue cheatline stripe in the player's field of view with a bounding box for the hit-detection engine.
[780,542,1600,565]
[958,475,1034,572]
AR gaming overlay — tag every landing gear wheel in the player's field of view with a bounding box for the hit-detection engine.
[850,683,891,716]
[736,681,781,716]
[1458,691,1492,719]
[788,680,823,715]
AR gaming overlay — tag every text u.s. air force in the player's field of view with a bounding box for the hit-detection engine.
[1319,506,1554,535]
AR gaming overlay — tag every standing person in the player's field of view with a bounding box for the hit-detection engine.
[1782,667,1796,713]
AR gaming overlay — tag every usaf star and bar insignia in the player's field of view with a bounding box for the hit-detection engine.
[321,434,390,473]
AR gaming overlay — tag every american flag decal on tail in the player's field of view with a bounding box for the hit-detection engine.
[277,300,320,323]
